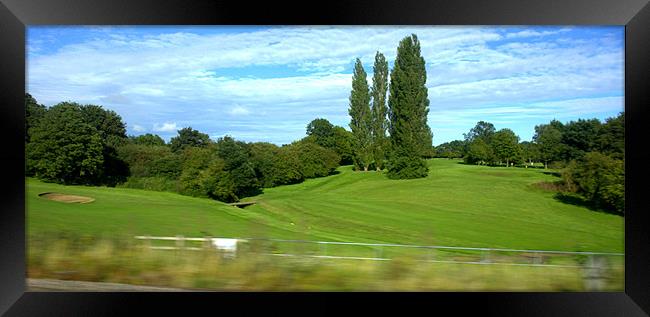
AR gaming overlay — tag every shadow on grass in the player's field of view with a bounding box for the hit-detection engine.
[553,193,623,216]
[542,171,562,177]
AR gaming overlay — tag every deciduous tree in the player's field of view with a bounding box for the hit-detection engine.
[170,127,212,152]
[26,102,105,184]
[130,133,166,146]
[491,128,522,167]
[533,121,564,169]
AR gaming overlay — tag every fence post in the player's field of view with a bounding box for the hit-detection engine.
[481,249,490,263]
[176,235,184,250]
[376,246,383,259]
[583,255,608,291]
[321,243,327,256]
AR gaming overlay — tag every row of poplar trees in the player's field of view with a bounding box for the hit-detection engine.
[348,34,432,179]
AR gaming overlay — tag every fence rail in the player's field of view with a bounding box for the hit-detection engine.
[134,235,622,290]
[134,235,623,259]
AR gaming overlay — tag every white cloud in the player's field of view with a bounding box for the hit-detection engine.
[505,28,571,39]
[26,26,624,145]
[153,122,178,132]
[228,106,251,116]
[132,124,146,132]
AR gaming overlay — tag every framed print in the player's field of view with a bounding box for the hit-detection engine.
[0,0,648,315]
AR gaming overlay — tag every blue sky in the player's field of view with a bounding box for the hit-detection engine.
[26,26,624,145]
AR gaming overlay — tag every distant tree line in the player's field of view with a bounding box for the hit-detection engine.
[430,113,625,214]
[25,94,351,203]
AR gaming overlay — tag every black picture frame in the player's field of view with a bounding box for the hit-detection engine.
[1,0,648,315]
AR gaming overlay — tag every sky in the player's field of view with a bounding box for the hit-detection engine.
[26,26,624,146]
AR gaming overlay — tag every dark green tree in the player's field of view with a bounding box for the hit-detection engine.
[491,128,522,167]
[26,102,104,184]
[331,126,355,165]
[386,34,432,179]
[560,118,602,161]
[533,121,564,169]
[201,160,239,202]
[177,146,218,197]
[597,112,624,159]
[215,136,261,200]
[563,152,624,214]
[306,118,335,142]
[288,140,340,179]
[305,118,354,165]
[464,138,494,165]
[117,144,176,177]
[77,105,130,185]
[25,93,47,144]
[520,141,540,167]
[371,51,390,171]
[130,133,166,146]
[249,142,281,188]
[169,127,212,152]
[435,140,466,159]
[464,121,496,144]
[348,58,373,171]
[270,147,304,186]
[79,105,127,147]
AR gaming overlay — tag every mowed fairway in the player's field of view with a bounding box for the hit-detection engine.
[27,159,623,252]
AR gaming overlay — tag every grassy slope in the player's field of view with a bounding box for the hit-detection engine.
[27,159,623,252]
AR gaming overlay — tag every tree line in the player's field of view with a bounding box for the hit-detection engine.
[432,113,625,214]
[26,94,355,203]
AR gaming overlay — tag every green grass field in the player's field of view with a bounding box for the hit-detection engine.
[27,158,623,253]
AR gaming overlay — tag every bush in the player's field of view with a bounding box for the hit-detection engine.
[386,156,428,179]
[117,144,177,178]
[464,139,494,165]
[178,168,207,198]
[269,148,304,186]
[288,141,340,179]
[118,176,178,192]
[562,152,624,214]
[249,142,281,188]
[149,155,182,179]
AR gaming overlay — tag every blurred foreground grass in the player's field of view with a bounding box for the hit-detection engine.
[27,237,623,291]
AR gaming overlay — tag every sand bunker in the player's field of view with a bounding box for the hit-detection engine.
[38,192,95,204]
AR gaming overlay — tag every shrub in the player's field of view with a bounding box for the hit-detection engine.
[269,148,304,186]
[386,156,428,179]
[249,142,281,188]
[562,152,624,214]
[288,141,340,179]
[117,144,177,178]
[117,176,178,192]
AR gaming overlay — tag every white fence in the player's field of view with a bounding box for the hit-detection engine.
[134,235,623,269]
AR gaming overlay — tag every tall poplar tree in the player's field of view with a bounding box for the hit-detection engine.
[348,58,373,171]
[387,34,431,179]
[371,51,389,171]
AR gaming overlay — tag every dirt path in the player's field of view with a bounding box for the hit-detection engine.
[27,278,198,292]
